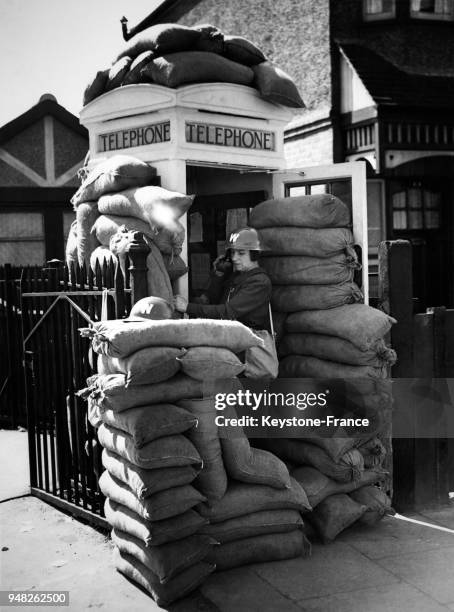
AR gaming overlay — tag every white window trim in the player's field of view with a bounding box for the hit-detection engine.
[363,0,396,21]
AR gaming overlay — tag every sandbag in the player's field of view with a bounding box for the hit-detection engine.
[291,466,387,508]
[194,23,224,53]
[89,246,118,273]
[279,334,397,367]
[99,403,197,447]
[259,439,364,483]
[285,304,397,351]
[297,433,358,463]
[116,24,202,61]
[350,486,393,525]
[65,220,78,267]
[178,346,245,381]
[99,471,205,521]
[71,155,156,207]
[250,194,351,229]
[98,186,193,227]
[83,69,109,105]
[106,57,132,91]
[79,373,203,412]
[309,494,367,542]
[104,499,207,546]
[357,437,387,469]
[252,61,305,108]
[220,404,291,489]
[102,449,199,499]
[279,355,387,380]
[98,346,183,387]
[197,478,311,523]
[222,35,266,66]
[212,530,310,571]
[152,221,185,256]
[97,424,201,469]
[177,398,228,502]
[114,549,214,607]
[163,254,188,280]
[261,253,359,286]
[271,282,363,312]
[76,202,100,267]
[200,509,303,544]
[81,319,262,358]
[143,51,254,88]
[122,51,154,85]
[258,227,355,258]
[112,529,215,584]
[92,214,155,246]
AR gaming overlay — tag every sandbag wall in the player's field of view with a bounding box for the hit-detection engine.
[250,194,396,540]
[67,154,191,299]
[79,317,311,605]
[83,23,304,109]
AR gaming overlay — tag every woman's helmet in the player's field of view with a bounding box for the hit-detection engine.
[227,227,263,251]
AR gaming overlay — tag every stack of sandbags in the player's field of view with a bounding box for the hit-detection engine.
[83,23,304,109]
[79,317,312,583]
[67,155,191,297]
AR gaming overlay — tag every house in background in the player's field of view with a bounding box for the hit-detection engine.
[0,94,87,266]
[136,0,454,309]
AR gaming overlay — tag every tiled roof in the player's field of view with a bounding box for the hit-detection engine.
[339,42,454,109]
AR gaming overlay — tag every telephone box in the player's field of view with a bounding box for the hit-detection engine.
[80,83,368,301]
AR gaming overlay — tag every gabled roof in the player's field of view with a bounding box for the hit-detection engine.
[0,94,87,146]
[339,42,454,109]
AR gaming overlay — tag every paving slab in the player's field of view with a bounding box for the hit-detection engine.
[201,566,301,612]
[374,545,454,605]
[298,582,449,612]
[338,514,454,560]
[252,540,398,601]
[419,505,454,530]
[0,429,29,501]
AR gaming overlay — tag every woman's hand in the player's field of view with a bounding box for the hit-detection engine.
[173,294,188,313]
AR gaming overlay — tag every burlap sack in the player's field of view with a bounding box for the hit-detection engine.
[116,24,202,61]
[271,282,363,312]
[252,61,305,108]
[89,246,118,273]
[76,202,100,267]
[279,355,387,379]
[152,221,185,256]
[71,155,156,207]
[212,530,310,571]
[250,194,351,229]
[114,549,214,607]
[104,498,207,546]
[99,403,197,447]
[200,509,303,543]
[99,470,205,521]
[279,334,397,367]
[122,51,154,85]
[308,493,367,542]
[92,214,154,246]
[178,346,245,381]
[285,304,397,351]
[112,529,215,584]
[163,254,188,280]
[177,398,228,502]
[81,319,262,358]
[102,449,199,499]
[97,423,201,469]
[65,220,78,267]
[143,51,254,88]
[222,35,266,65]
[83,69,109,105]
[106,57,132,91]
[261,253,359,286]
[258,227,355,257]
[197,478,311,523]
[350,485,393,525]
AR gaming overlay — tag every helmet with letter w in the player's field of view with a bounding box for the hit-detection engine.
[227,227,264,251]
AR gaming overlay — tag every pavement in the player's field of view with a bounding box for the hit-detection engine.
[2,430,454,612]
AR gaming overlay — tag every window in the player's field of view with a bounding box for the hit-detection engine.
[392,182,441,231]
[0,212,45,265]
[410,0,454,20]
[363,0,396,20]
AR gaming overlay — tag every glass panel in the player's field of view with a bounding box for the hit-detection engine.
[408,188,423,209]
[424,210,440,229]
[364,0,395,17]
[287,185,307,197]
[424,190,441,210]
[330,180,352,209]
[63,212,76,240]
[392,191,406,210]
[393,210,408,230]
[309,184,329,195]
[409,210,423,229]
[0,241,45,265]
[0,213,44,238]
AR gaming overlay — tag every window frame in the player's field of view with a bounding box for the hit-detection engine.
[362,0,397,21]
[410,0,454,21]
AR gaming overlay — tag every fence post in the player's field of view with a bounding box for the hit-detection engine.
[125,232,150,305]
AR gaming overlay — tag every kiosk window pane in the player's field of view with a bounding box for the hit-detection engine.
[0,241,45,265]
[0,213,44,238]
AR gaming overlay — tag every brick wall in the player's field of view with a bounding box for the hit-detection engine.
[284,126,333,168]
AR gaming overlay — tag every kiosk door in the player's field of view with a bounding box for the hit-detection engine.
[272,161,369,303]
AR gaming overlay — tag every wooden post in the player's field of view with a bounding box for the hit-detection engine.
[125,232,150,306]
